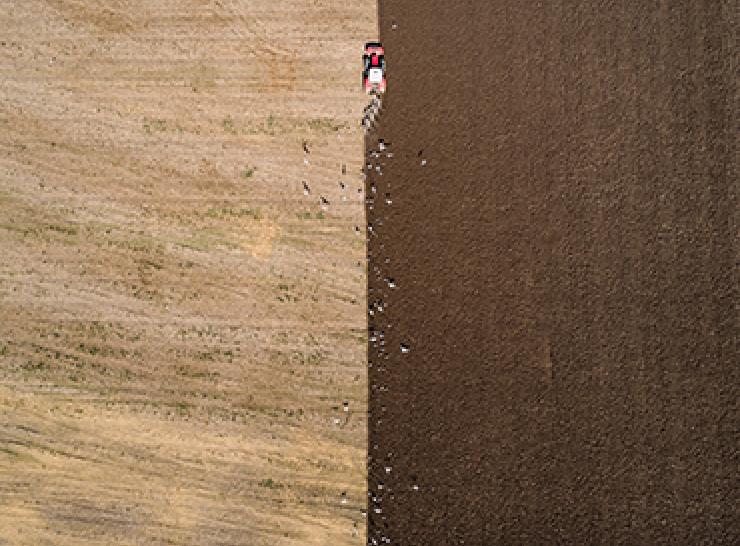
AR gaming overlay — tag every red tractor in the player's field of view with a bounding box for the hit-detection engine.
[363,42,386,94]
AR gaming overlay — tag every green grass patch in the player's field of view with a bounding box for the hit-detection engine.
[306,117,348,133]
[295,211,325,220]
[143,117,168,134]
[222,117,236,134]
[258,478,284,489]
[205,207,262,220]
[46,223,78,236]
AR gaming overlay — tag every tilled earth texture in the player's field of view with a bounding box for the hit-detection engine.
[367,1,736,545]
[0,1,375,545]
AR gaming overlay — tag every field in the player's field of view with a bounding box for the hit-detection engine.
[0,1,374,544]
[368,1,736,543]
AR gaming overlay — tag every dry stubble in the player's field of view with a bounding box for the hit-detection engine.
[0,1,375,544]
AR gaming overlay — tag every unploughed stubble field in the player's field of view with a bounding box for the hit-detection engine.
[0,1,374,544]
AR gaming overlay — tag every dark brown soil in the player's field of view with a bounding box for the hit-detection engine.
[366,2,737,544]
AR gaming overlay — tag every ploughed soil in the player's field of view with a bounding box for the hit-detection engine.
[367,1,736,544]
